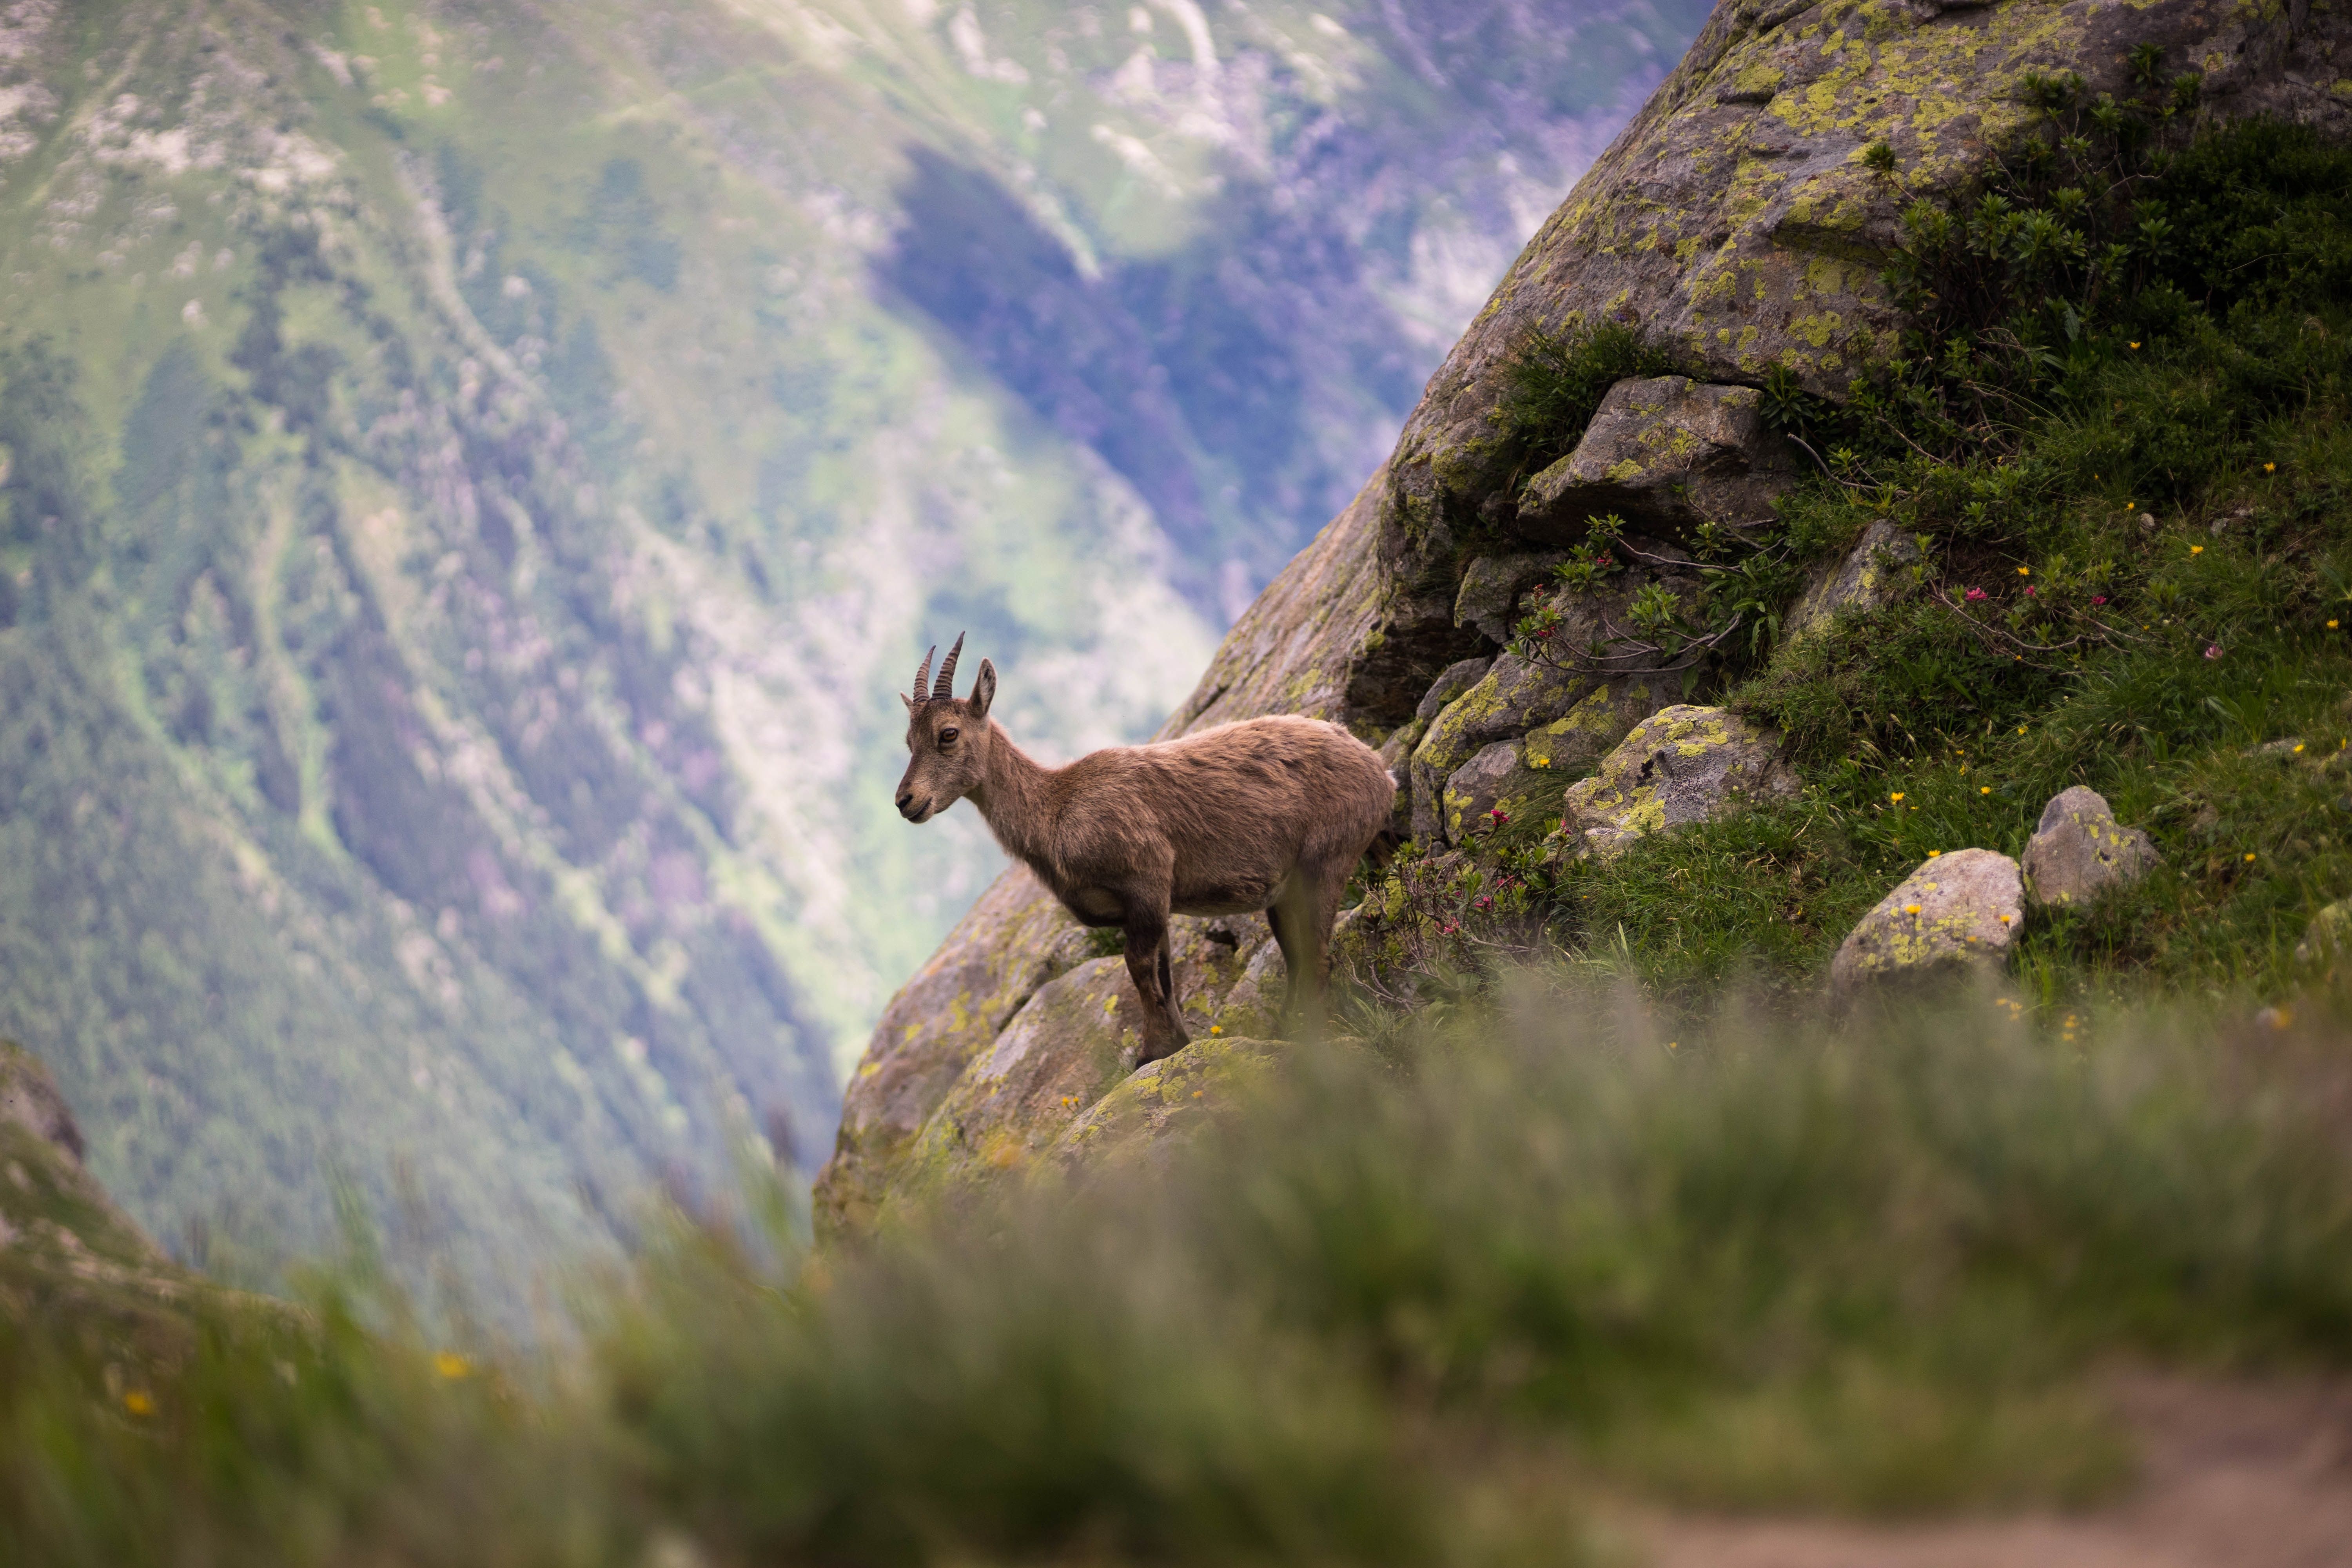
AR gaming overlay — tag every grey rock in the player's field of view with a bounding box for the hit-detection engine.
[1518,377,1798,543]
[1410,653,1600,841]
[2296,899,2352,969]
[1560,704,1798,845]
[1381,0,2352,545]
[1785,520,1922,644]
[1453,552,1566,643]
[2020,787,2160,909]
[1830,849,2025,993]
[1440,740,1533,841]
[1416,656,1496,723]
[1521,676,1676,780]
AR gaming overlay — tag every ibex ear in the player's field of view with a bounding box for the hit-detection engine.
[899,691,914,713]
[970,658,997,719]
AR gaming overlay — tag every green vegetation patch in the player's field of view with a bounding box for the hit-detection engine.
[1455,113,2352,1002]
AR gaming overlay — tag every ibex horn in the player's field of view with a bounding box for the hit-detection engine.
[912,644,937,703]
[932,632,965,701]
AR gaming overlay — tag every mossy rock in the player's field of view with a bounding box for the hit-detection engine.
[1561,703,1798,849]
[1047,1036,1280,1176]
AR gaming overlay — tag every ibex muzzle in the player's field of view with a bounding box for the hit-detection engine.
[897,633,1397,1065]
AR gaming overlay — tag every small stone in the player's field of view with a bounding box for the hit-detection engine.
[2295,898,2352,969]
[1783,519,1922,645]
[1516,377,1798,544]
[1559,704,1797,843]
[1830,849,2025,993]
[2020,786,2160,909]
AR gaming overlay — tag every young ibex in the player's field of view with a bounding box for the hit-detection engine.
[896,634,1396,1064]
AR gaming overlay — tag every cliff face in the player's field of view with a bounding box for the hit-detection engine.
[816,0,2352,1234]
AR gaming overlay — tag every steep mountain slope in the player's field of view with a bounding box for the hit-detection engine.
[0,0,1704,1303]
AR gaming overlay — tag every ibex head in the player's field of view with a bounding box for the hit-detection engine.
[895,632,997,824]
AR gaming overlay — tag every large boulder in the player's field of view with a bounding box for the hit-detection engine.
[1560,704,1798,852]
[2020,787,2161,910]
[815,872,1095,1235]
[1830,850,2025,993]
[1381,0,2352,546]
[1517,377,1797,543]
[1049,1035,1279,1178]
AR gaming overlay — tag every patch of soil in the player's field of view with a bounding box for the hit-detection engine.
[1632,1374,2352,1568]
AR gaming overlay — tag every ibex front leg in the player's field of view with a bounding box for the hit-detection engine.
[1121,902,1189,1065]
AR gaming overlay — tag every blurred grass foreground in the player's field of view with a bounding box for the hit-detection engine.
[7,974,2352,1566]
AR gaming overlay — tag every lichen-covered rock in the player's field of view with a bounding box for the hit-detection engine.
[867,914,1278,1215]
[1384,0,2352,544]
[814,871,1093,1237]
[1453,553,1566,642]
[1560,704,1797,849]
[1785,520,1923,644]
[2020,786,2160,909]
[1416,656,1495,722]
[1410,653,1599,841]
[1048,1036,1279,1176]
[1831,850,2025,993]
[1517,377,1796,543]
[1442,740,1531,842]
[1522,676,1673,777]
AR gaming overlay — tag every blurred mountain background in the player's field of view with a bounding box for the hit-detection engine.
[0,0,1704,1308]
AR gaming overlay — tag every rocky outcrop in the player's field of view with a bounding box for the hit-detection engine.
[1049,1035,1278,1177]
[1517,377,1798,542]
[2297,900,2352,971]
[2021,787,2161,910]
[1830,850,2025,993]
[818,0,2352,1237]
[1560,704,1798,854]
[0,1042,274,1352]
[1381,0,2352,548]
[1785,519,1923,643]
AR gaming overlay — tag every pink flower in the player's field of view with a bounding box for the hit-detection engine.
[2023,584,2037,597]
[1489,809,1510,825]
[2204,644,2222,659]
[1534,626,1553,639]
[2091,595,2108,606]
[1965,587,1987,603]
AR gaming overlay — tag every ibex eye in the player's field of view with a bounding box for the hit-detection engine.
[938,727,960,744]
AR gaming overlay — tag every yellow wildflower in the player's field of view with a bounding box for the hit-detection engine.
[434,1352,472,1381]
[2190,544,2204,555]
[1980,786,1993,795]
[1904,904,1922,915]
[2017,566,2031,576]
[1890,791,1905,803]
[123,1390,155,1416]
[2265,462,2276,474]
[1928,849,1942,858]
[2244,853,2257,863]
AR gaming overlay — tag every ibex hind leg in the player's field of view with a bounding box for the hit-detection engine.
[1123,913,1190,1067]
[1267,871,1335,1041]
